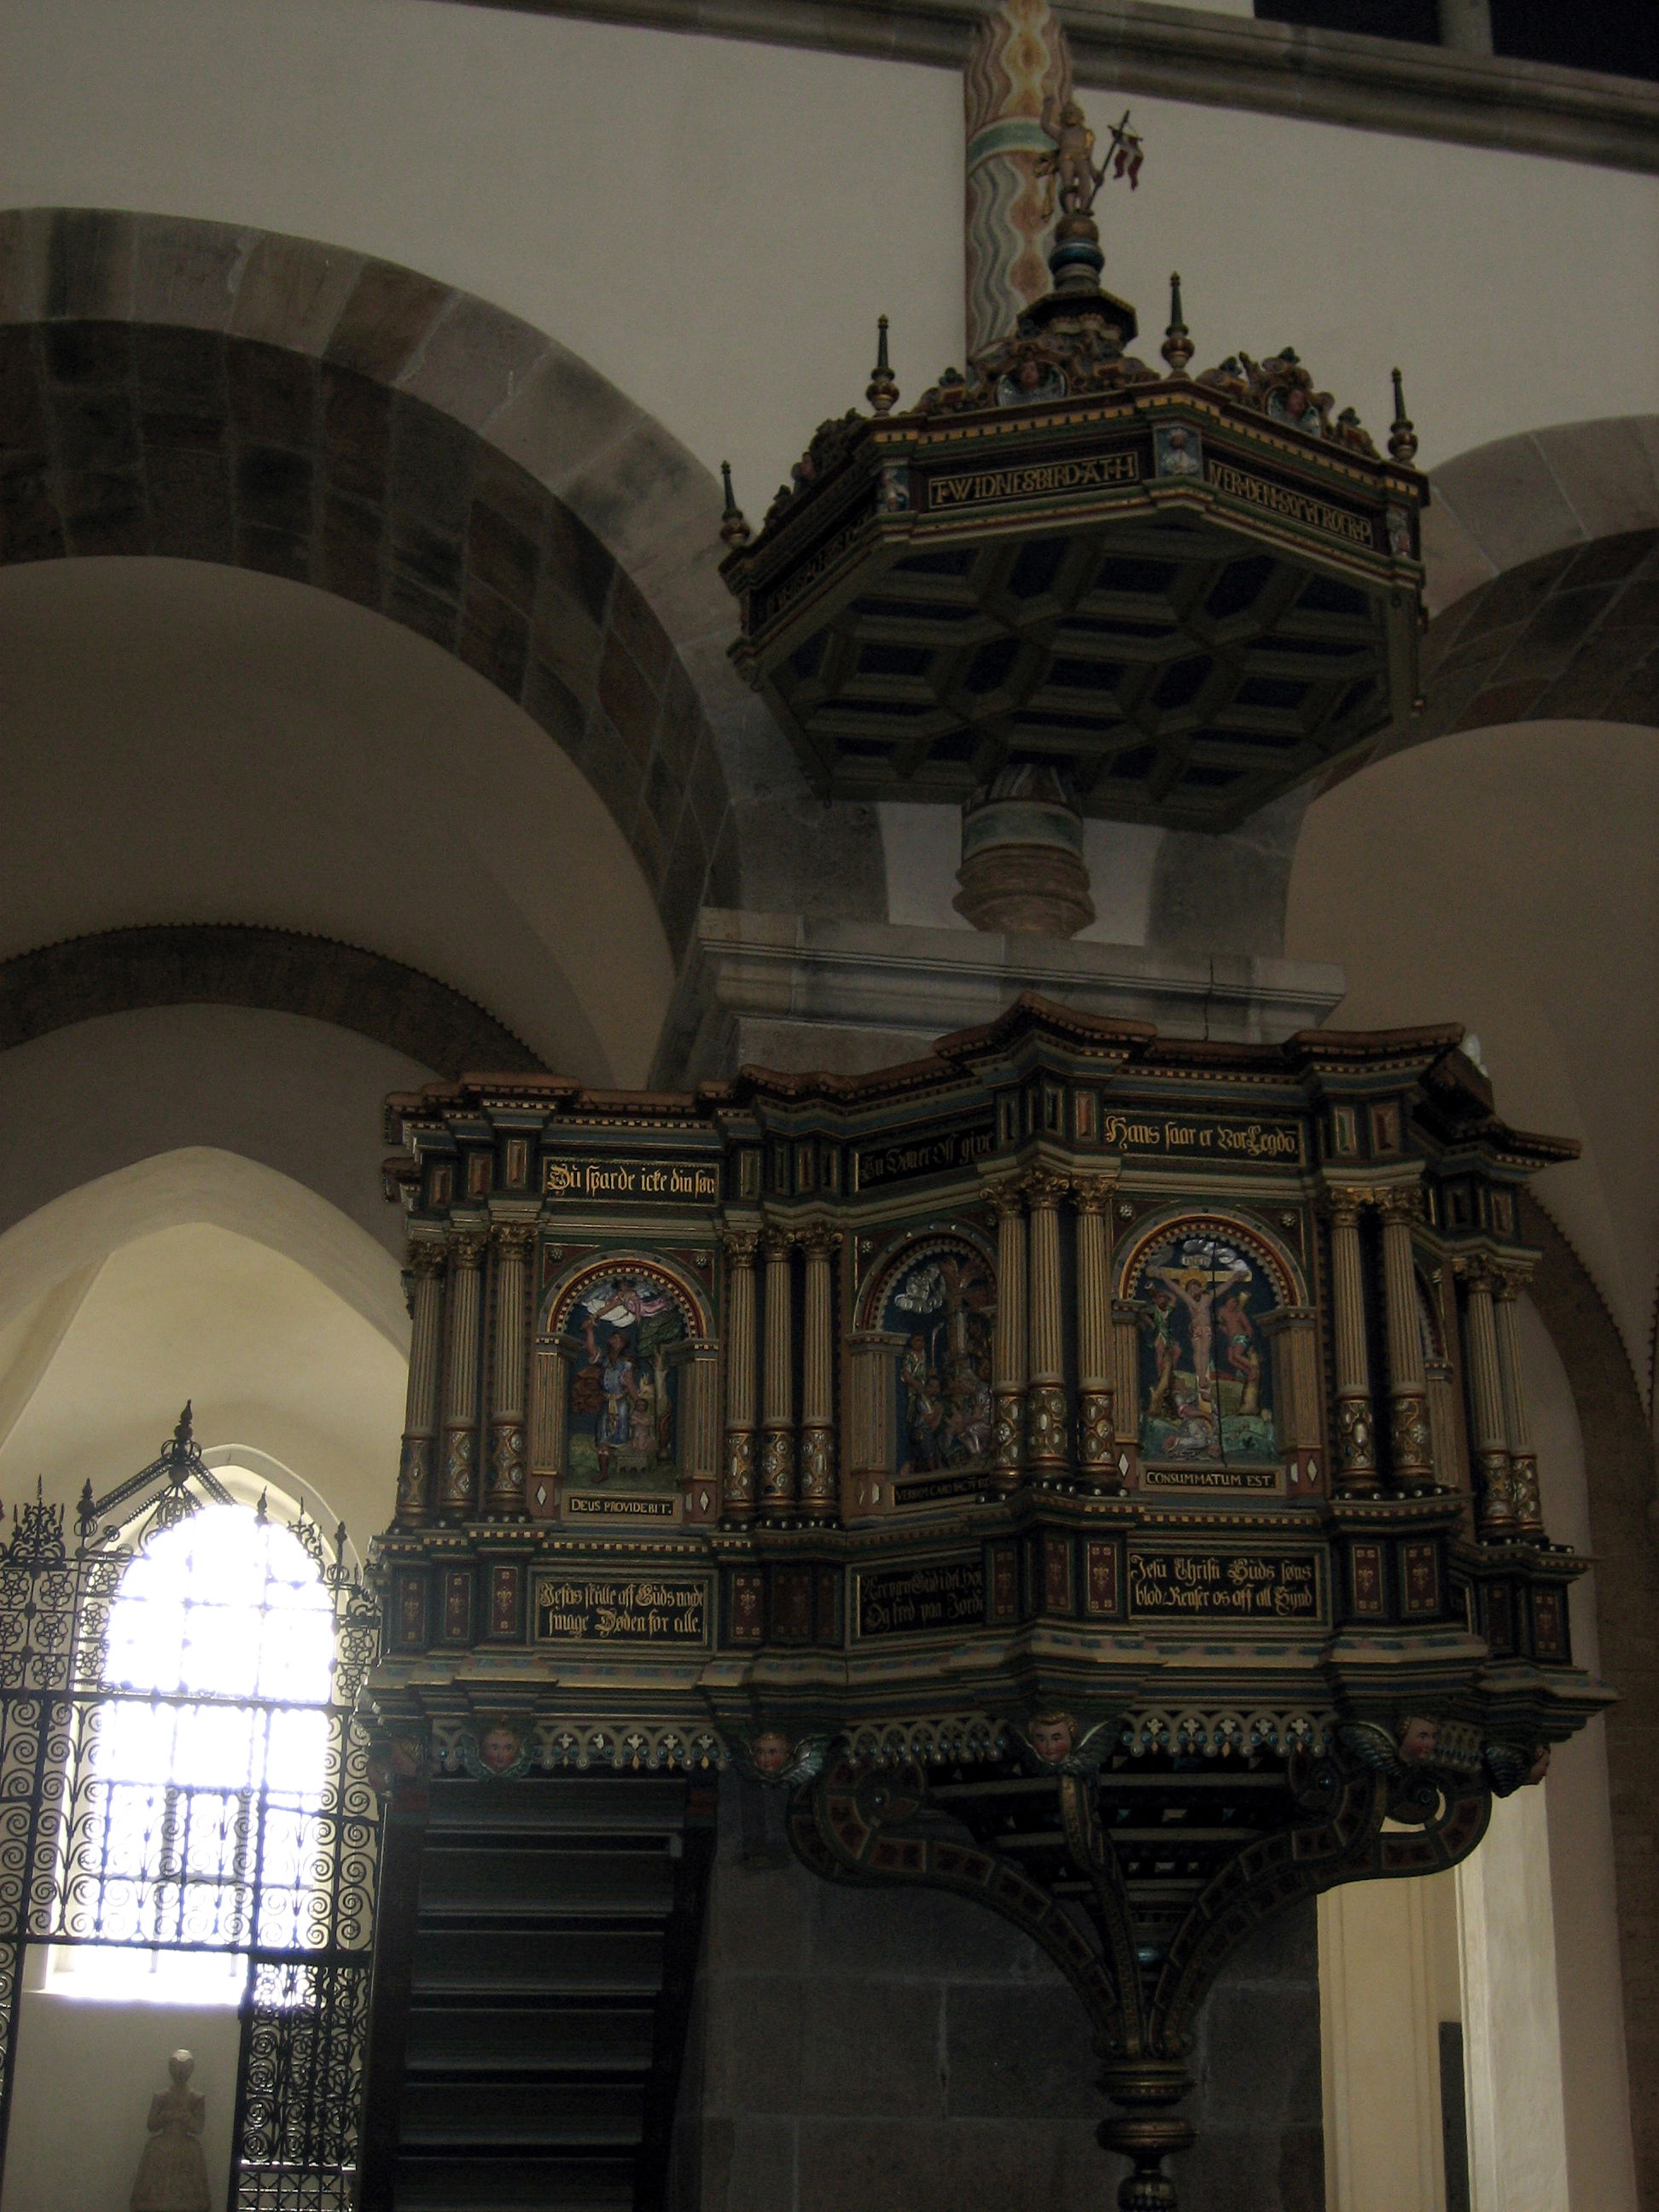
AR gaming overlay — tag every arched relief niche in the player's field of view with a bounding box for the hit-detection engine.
[1112,1208,1322,1497]
[528,1249,716,1522]
[847,1224,998,1515]
[0,207,886,961]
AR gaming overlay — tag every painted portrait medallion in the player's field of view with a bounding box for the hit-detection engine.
[558,1267,689,1491]
[1132,1224,1280,1466]
[881,1242,995,1476]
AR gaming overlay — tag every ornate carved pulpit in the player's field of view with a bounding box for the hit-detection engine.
[362,999,1604,2207]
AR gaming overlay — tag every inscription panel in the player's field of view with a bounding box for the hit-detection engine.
[853,1115,997,1192]
[533,1572,710,1645]
[544,1156,720,1203]
[854,1557,986,1640]
[1097,1110,1303,1163]
[1127,1547,1322,1624]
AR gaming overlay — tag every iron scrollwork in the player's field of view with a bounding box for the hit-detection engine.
[0,1411,383,2211]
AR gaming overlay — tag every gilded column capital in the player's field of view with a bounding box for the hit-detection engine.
[1373,1184,1424,1225]
[450,1231,488,1272]
[1320,1186,1373,1225]
[798,1223,844,1262]
[1491,1259,1534,1301]
[1071,1173,1117,1216]
[721,1228,760,1266]
[984,1177,1026,1220]
[1019,1166,1070,1209]
[407,1240,448,1278]
[760,1223,796,1261]
[492,1222,535,1260]
[1452,1254,1501,1292]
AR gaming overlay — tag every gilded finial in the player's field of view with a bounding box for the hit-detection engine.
[866,315,899,416]
[1161,271,1193,377]
[719,460,751,548]
[1388,367,1418,464]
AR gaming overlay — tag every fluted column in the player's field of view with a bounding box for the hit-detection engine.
[439,1231,487,1516]
[1109,1297,1143,1487]
[1260,1306,1322,1493]
[1073,1177,1118,1493]
[1457,1260,1516,1537]
[679,1339,721,1523]
[720,1230,759,1526]
[1022,1168,1069,1476]
[1324,1191,1377,1494]
[1377,1186,1433,1492]
[395,1241,447,1525]
[486,1224,533,1516]
[759,1226,797,1522]
[798,1226,841,1525]
[988,1180,1027,1497]
[1493,1265,1543,1534]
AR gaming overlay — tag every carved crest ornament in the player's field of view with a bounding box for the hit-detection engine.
[718,88,1426,841]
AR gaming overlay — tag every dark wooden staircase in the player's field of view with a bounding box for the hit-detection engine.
[360,1773,716,2212]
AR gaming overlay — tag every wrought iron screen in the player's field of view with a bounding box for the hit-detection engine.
[0,1410,381,2210]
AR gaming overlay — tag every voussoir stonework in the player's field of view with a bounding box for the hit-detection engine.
[0,926,546,1080]
[0,207,885,960]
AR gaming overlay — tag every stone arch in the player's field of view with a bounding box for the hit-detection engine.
[0,924,544,1078]
[1149,416,1659,957]
[0,207,885,959]
[1386,414,1659,759]
[1520,1190,1659,2198]
[0,1145,405,1348]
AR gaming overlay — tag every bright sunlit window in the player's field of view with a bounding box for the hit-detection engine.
[52,1503,335,2004]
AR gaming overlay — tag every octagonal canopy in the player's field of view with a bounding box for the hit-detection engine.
[723,326,1428,835]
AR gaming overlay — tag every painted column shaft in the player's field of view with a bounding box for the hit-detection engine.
[964,0,1073,356]
[1024,1171,1069,1471]
[486,1225,531,1515]
[721,1232,759,1524]
[395,1244,445,1525]
[990,1185,1027,1494]
[1492,1275,1543,1534]
[1074,1181,1118,1488]
[760,1230,797,1518]
[1460,1267,1515,1534]
[799,1230,840,1522]
[1379,1194,1433,1488]
[440,1234,486,1515]
[1327,1198,1377,1490]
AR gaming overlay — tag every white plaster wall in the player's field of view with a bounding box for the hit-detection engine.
[0,1213,407,1542]
[1285,720,1659,1395]
[1,0,1656,521]
[1,1996,239,2212]
[0,561,672,1086]
[0,1004,434,1269]
[1521,1294,1639,2212]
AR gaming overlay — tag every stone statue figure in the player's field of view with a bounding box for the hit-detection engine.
[130,2050,211,2212]
[1036,94,1101,215]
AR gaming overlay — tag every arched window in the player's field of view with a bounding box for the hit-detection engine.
[55,1501,335,2002]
